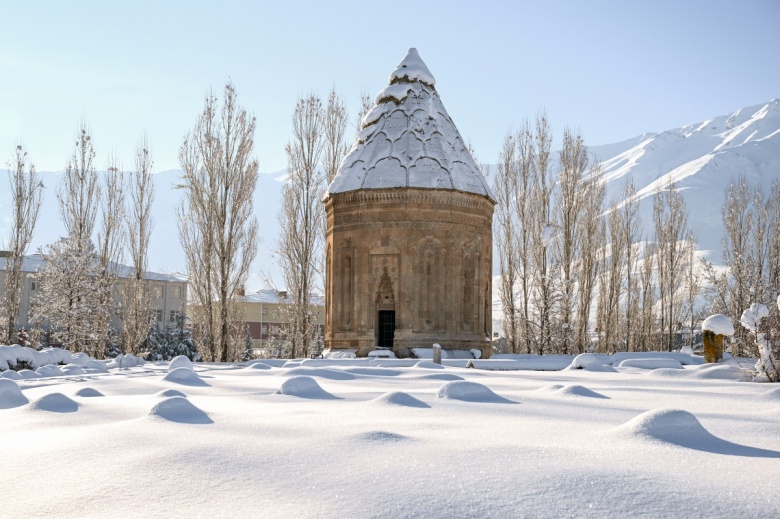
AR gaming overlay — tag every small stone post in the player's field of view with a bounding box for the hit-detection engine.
[701,314,735,364]
[432,343,442,365]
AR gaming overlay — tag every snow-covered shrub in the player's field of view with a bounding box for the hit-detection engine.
[741,301,779,382]
[0,344,75,372]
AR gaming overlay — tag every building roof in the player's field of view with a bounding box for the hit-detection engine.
[325,48,495,202]
[0,254,186,282]
[236,289,325,306]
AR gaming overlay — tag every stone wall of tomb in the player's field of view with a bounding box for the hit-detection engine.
[324,188,494,358]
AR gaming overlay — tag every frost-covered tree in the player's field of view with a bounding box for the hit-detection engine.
[277,95,325,359]
[32,125,110,355]
[178,83,259,362]
[32,234,103,354]
[702,177,775,355]
[2,146,43,345]
[741,299,779,382]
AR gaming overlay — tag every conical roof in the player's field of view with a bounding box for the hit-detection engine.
[325,48,495,202]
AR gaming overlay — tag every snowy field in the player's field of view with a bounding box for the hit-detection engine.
[2,353,780,518]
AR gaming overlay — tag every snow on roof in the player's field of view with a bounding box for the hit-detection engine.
[0,254,186,283]
[325,48,495,202]
[236,289,325,306]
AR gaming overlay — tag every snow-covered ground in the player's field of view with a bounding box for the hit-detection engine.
[2,353,779,518]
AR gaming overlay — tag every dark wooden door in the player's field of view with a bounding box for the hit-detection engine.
[377,311,395,348]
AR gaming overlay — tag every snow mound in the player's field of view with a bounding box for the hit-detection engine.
[276,376,338,399]
[412,361,445,370]
[612,408,780,457]
[168,355,193,372]
[436,381,515,403]
[156,389,188,398]
[555,385,609,399]
[354,430,411,443]
[29,392,79,413]
[616,358,683,370]
[16,369,39,379]
[411,373,464,381]
[244,361,272,370]
[567,354,618,372]
[1,370,22,380]
[702,314,735,336]
[283,367,356,381]
[536,384,565,392]
[109,354,144,369]
[73,387,104,397]
[344,367,403,377]
[60,364,85,375]
[645,368,690,378]
[692,364,751,381]
[371,391,430,408]
[149,396,213,424]
[0,379,28,408]
[759,387,780,401]
[83,359,108,372]
[614,409,709,444]
[70,353,91,365]
[35,365,63,377]
[163,367,208,386]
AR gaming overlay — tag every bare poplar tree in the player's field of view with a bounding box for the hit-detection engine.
[598,202,626,353]
[277,95,325,359]
[2,146,43,345]
[682,232,700,349]
[637,240,656,351]
[529,112,556,354]
[92,156,126,354]
[322,88,349,185]
[767,181,780,299]
[575,163,605,353]
[493,132,520,352]
[554,127,588,354]
[513,122,536,354]
[355,88,373,138]
[123,139,155,354]
[618,181,641,351]
[653,182,690,351]
[178,83,259,362]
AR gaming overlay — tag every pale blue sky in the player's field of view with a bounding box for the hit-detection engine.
[1,0,778,174]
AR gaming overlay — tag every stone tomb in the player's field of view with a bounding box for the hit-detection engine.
[322,49,495,358]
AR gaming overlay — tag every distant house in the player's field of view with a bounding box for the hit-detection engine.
[0,252,187,338]
[234,289,325,355]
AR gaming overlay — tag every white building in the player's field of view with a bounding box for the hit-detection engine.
[0,252,187,337]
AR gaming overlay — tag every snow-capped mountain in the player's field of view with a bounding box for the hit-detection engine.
[1,99,778,288]
[591,99,780,260]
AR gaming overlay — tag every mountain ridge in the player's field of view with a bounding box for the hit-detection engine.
[1,98,778,289]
